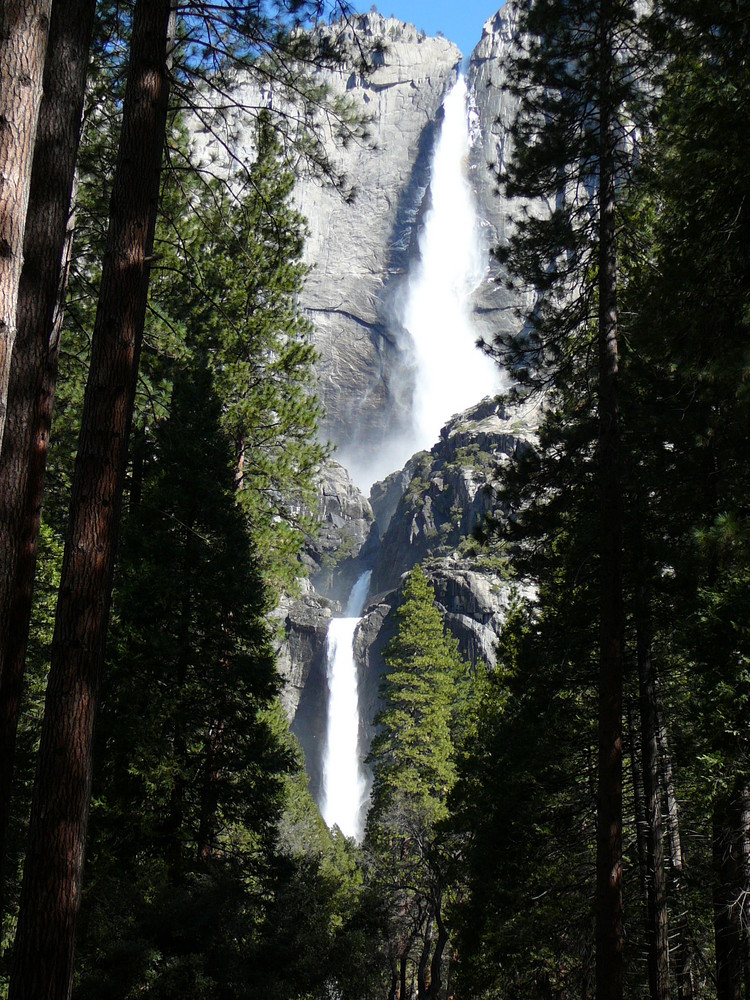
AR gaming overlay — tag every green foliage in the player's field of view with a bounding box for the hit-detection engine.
[365,566,473,998]
[150,109,328,596]
[368,566,468,823]
[494,0,648,390]
[74,351,296,997]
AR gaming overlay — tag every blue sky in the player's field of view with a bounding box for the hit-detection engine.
[350,1,505,59]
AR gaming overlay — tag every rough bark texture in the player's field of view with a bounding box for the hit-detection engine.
[427,896,449,999]
[595,3,624,997]
[655,680,694,1000]
[626,701,648,896]
[0,0,96,921]
[400,950,408,1000]
[0,0,52,451]
[8,1,172,996]
[713,793,744,1000]
[635,585,670,1000]
[417,915,432,1000]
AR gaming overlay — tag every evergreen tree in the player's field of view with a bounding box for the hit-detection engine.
[73,352,296,998]
[621,4,750,995]
[152,109,327,595]
[0,0,97,921]
[9,3,174,993]
[494,3,648,994]
[366,566,471,1000]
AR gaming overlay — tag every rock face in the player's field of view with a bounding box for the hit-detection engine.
[294,15,462,455]
[304,460,377,605]
[370,397,535,596]
[277,396,539,799]
[466,5,538,349]
[193,10,529,460]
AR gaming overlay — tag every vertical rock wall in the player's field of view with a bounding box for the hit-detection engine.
[293,15,462,454]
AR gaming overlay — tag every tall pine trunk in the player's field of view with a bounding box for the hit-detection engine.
[635,584,670,1000]
[0,0,96,921]
[8,1,173,995]
[713,791,745,1000]
[417,913,433,1000]
[0,0,52,452]
[626,701,648,897]
[427,893,449,1000]
[595,1,624,996]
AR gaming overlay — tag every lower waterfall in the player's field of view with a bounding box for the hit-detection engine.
[321,570,372,840]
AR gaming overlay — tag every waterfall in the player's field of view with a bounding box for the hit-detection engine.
[343,75,500,490]
[321,570,372,840]
[401,74,499,450]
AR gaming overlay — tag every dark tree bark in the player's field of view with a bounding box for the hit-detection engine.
[0,0,96,922]
[635,585,670,1000]
[8,1,173,995]
[740,786,750,1000]
[417,913,433,1000]
[654,678,694,1000]
[713,792,745,1000]
[595,2,624,997]
[427,894,449,1000]
[0,0,52,451]
[626,701,648,896]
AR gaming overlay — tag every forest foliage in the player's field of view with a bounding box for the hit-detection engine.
[0,0,749,999]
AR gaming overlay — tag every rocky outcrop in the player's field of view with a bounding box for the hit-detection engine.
[370,397,537,595]
[274,581,336,721]
[466,5,538,349]
[304,460,377,604]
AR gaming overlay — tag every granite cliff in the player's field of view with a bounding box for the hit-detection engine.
[238,8,539,802]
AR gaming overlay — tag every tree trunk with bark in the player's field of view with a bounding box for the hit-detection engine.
[635,585,670,1000]
[655,677,694,1000]
[0,0,96,923]
[713,792,744,1000]
[417,914,433,1000]
[427,895,449,1000]
[595,3,624,997]
[0,0,52,452]
[8,1,173,995]
[626,701,648,897]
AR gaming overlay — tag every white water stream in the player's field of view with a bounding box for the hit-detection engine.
[343,75,500,490]
[401,74,499,450]
[321,571,371,840]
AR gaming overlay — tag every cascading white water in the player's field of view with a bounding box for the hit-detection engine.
[321,570,372,840]
[401,74,499,451]
[342,75,500,490]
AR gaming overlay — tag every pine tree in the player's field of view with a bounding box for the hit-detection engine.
[621,4,750,995]
[73,352,297,998]
[494,3,648,993]
[8,2,175,993]
[0,0,97,922]
[152,109,327,596]
[366,565,471,1000]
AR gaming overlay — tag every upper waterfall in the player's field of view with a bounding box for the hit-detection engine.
[343,74,502,489]
[401,75,500,451]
